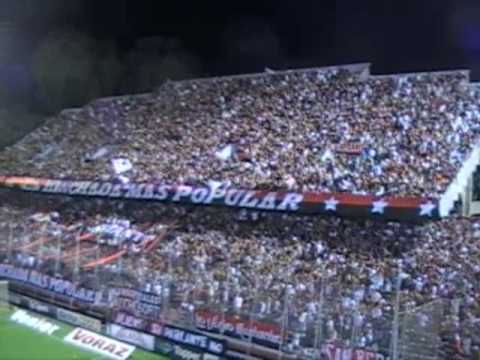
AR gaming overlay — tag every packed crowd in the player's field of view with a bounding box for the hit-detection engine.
[0,201,479,357]
[1,67,480,198]
[2,64,480,359]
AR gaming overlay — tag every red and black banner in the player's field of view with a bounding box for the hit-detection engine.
[194,309,285,349]
[0,176,440,221]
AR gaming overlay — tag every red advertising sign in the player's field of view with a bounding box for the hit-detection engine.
[322,343,386,360]
[195,309,283,347]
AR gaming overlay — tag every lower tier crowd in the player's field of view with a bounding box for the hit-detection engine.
[0,199,479,357]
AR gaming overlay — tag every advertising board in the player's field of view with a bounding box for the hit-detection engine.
[64,327,135,360]
[26,297,53,315]
[322,343,386,360]
[57,307,103,333]
[8,292,55,316]
[195,309,283,349]
[154,337,175,356]
[113,311,225,355]
[162,324,225,355]
[171,344,204,360]
[170,344,223,360]
[108,323,155,351]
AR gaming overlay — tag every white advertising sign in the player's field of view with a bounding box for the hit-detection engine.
[10,309,59,335]
[108,323,155,351]
[64,327,135,360]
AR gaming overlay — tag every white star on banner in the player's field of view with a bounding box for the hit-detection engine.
[324,197,339,211]
[419,201,436,217]
[371,199,388,214]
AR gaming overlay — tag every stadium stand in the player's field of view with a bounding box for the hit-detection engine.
[1,64,480,219]
[1,63,480,359]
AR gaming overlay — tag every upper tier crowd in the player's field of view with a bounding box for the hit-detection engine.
[1,67,480,198]
[0,201,479,357]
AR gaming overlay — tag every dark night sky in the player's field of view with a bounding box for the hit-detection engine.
[1,0,477,71]
[1,0,480,112]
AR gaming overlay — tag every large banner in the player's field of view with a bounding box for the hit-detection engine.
[114,310,165,340]
[322,343,387,360]
[0,264,100,304]
[0,176,439,221]
[109,288,162,317]
[195,309,284,349]
[113,311,150,332]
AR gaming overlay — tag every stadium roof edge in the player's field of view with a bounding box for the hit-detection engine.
[155,63,372,89]
[58,107,83,116]
[88,92,152,106]
[50,66,472,121]
[59,64,372,113]
[51,94,154,123]
[370,69,470,81]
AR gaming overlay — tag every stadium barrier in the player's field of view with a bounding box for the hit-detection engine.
[8,291,103,332]
[8,288,226,359]
[7,283,390,359]
[0,260,393,359]
[107,323,155,351]
[5,276,433,360]
[56,306,103,333]
[0,236,458,360]
[7,284,294,359]
[9,291,56,317]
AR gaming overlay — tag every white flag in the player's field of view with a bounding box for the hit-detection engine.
[112,158,133,174]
